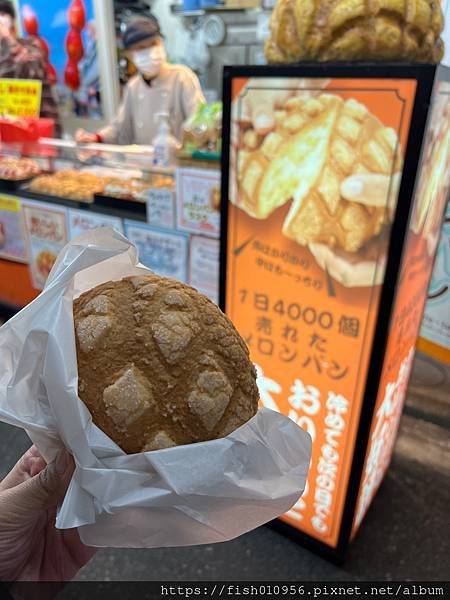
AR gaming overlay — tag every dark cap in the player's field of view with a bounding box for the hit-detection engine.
[123,15,162,50]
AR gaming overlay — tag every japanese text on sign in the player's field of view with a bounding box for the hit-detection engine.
[0,79,42,118]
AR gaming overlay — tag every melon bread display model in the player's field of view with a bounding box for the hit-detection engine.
[265,0,444,63]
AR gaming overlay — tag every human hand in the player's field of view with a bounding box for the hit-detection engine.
[235,77,330,135]
[230,78,330,207]
[341,172,402,219]
[75,129,97,144]
[0,445,96,582]
[308,172,401,287]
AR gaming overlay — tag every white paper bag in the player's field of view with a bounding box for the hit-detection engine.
[0,227,311,548]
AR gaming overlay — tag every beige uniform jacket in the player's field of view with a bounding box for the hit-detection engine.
[98,63,205,145]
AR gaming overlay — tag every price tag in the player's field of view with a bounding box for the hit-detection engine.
[124,220,188,283]
[0,79,42,118]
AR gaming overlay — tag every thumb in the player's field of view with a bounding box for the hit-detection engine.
[341,172,401,209]
[1,450,74,519]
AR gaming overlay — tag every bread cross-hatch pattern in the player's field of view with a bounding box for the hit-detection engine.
[265,0,444,63]
[74,275,259,454]
[235,93,402,253]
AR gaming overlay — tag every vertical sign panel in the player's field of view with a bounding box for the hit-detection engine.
[352,78,450,535]
[225,76,416,548]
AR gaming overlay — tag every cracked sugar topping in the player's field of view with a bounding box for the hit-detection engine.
[74,274,259,453]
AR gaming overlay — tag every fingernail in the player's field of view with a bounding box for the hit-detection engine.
[55,450,68,475]
[342,178,363,198]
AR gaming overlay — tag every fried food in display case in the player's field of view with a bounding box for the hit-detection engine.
[28,170,110,202]
[103,176,174,202]
[0,157,41,180]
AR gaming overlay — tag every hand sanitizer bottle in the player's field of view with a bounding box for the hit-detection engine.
[152,113,180,168]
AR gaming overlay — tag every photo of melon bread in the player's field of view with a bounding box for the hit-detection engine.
[410,85,450,256]
[234,91,402,286]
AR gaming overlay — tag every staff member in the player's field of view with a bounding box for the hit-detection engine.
[76,15,205,145]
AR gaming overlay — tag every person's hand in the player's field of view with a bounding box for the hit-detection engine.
[236,77,330,135]
[308,172,401,288]
[75,129,98,144]
[341,172,401,220]
[230,78,330,207]
[0,445,96,582]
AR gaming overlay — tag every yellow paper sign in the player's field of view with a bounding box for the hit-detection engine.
[0,194,21,212]
[0,78,42,118]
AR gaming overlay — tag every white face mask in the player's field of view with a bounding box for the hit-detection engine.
[132,45,166,78]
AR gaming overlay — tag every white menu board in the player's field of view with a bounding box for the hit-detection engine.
[124,220,188,283]
[0,195,28,263]
[189,235,220,304]
[22,200,68,290]
[176,167,220,238]
[147,187,176,229]
[68,209,123,240]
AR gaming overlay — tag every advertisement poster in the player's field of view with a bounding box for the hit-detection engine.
[353,80,450,534]
[22,201,68,290]
[68,208,123,240]
[225,76,417,548]
[17,0,101,119]
[442,0,450,68]
[0,195,28,262]
[176,167,221,238]
[189,235,220,304]
[0,79,41,118]
[147,187,176,229]
[124,221,188,283]
[419,200,450,362]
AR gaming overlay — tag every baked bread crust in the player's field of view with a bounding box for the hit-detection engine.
[236,93,401,252]
[265,0,444,64]
[74,275,259,454]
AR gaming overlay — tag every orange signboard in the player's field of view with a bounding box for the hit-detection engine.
[352,79,450,535]
[224,76,417,549]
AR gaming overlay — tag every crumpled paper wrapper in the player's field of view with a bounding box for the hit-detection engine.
[0,227,311,548]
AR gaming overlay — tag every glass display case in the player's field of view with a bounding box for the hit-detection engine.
[0,139,221,310]
[0,139,175,218]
